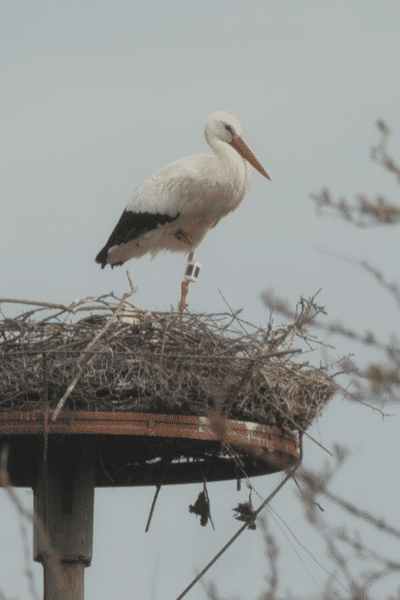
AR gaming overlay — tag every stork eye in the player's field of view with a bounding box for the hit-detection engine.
[224,124,233,134]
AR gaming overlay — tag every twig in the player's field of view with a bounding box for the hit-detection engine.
[145,458,171,532]
[0,298,74,311]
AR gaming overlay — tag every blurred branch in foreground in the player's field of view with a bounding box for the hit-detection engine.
[310,120,400,227]
[295,445,400,600]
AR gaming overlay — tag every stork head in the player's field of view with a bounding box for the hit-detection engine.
[204,111,270,181]
[205,111,243,144]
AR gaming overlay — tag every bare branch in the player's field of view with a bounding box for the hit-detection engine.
[310,188,400,228]
[311,120,400,228]
[371,119,400,184]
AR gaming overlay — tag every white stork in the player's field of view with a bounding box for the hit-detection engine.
[95,111,270,269]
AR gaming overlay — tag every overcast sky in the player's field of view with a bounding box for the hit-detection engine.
[1,1,400,599]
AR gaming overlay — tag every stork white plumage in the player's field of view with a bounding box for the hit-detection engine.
[95,111,270,269]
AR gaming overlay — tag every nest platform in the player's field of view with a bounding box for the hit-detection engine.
[0,293,336,487]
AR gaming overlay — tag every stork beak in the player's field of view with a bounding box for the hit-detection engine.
[229,137,271,180]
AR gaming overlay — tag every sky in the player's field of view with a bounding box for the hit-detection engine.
[1,1,400,598]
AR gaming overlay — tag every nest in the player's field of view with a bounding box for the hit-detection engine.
[0,293,336,434]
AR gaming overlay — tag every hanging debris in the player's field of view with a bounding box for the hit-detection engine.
[189,491,210,527]
[232,500,257,530]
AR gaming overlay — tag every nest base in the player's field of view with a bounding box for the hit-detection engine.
[0,411,300,487]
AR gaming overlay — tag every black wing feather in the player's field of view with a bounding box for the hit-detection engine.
[95,209,180,268]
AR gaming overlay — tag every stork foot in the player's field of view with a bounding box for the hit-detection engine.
[175,229,192,246]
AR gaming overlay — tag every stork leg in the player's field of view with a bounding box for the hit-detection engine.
[179,252,195,319]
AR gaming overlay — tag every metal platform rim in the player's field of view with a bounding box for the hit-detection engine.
[0,410,300,457]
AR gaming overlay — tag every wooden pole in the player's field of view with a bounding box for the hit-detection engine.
[33,436,95,600]
[43,560,85,600]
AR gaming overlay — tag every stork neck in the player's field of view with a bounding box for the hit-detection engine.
[210,137,246,172]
